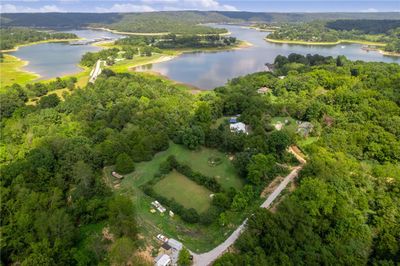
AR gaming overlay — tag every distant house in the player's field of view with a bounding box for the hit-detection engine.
[154,254,171,266]
[278,76,286,79]
[230,122,248,134]
[257,87,270,94]
[167,238,183,251]
[297,121,314,137]
[111,171,123,179]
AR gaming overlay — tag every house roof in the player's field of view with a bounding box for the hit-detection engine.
[155,254,171,266]
[167,238,183,250]
[230,122,247,133]
[162,243,172,250]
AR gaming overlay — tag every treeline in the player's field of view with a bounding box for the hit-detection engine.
[97,12,228,34]
[268,20,400,52]
[142,155,222,224]
[0,27,77,50]
[214,54,400,265]
[326,19,400,34]
[2,11,399,28]
[0,13,122,28]
[117,34,237,49]
[0,77,77,118]
[81,34,237,67]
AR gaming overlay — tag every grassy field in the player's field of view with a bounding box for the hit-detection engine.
[0,54,38,90]
[125,143,243,191]
[153,171,212,213]
[270,116,297,133]
[103,143,248,252]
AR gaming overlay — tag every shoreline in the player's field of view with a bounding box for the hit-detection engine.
[0,54,40,88]
[379,50,400,57]
[0,38,82,53]
[86,26,230,37]
[127,40,252,74]
[265,37,386,47]
[265,37,400,57]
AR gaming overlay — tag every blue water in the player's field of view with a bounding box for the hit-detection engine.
[8,25,399,88]
[137,24,400,89]
[9,29,123,79]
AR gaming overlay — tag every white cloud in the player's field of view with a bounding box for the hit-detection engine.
[95,3,155,13]
[361,8,378,12]
[183,0,237,11]
[0,3,64,13]
[141,0,178,3]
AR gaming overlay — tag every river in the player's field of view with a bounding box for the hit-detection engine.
[8,25,399,88]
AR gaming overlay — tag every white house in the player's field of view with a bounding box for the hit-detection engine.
[230,122,248,134]
[154,254,171,266]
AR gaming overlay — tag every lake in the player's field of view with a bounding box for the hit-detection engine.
[8,25,399,88]
[9,29,123,80]
[136,24,400,89]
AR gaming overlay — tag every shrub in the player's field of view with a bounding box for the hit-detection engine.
[115,153,135,174]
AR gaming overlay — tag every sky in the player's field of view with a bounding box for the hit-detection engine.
[0,0,399,13]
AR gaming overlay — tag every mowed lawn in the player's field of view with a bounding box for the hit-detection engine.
[153,170,212,213]
[0,54,38,90]
[127,142,243,191]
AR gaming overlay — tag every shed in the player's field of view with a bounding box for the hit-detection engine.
[230,122,248,134]
[154,254,171,266]
[167,238,183,251]
[111,171,124,179]
[229,117,237,123]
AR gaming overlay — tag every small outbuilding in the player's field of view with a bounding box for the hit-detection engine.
[111,171,124,179]
[154,254,171,266]
[167,238,183,251]
[230,122,248,134]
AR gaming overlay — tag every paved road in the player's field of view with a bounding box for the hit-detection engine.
[89,60,103,83]
[192,162,303,266]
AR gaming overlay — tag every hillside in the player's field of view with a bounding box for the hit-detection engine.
[1,11,399,29]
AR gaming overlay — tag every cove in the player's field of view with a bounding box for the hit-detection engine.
[135,24,400,90]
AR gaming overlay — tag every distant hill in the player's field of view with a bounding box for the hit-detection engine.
[1,11,399,30]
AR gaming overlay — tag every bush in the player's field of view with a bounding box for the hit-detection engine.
[115,153,135,174]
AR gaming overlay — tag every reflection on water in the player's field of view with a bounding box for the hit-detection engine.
[138,25,400,90]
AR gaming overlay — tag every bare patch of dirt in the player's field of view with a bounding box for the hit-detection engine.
[269,196,285,213]
[133,245,154,265]
[102,227,114,242]
[260,175,284,198]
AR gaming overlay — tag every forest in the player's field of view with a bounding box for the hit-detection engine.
[1,11,399,29]
[326,19,400,34]
[213,54,400,265]
[0,28,77,50]
[267,20,400,53]
[1,52,399,265]
[94,12,228,34]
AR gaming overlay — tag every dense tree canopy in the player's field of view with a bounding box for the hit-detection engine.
[0,28,77,50]
[214,55,400,265]
[1,52,399,265]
